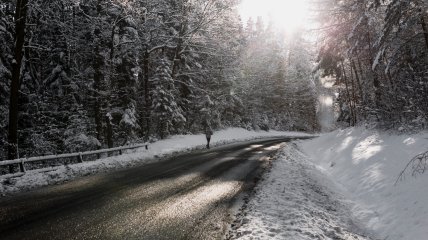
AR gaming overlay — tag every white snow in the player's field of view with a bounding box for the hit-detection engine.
[299,127,428,240]
[3,125,426,239]
[230,127,428,240]
[0,128,311,197]
[372,48,384,71]
[230,143,371,240]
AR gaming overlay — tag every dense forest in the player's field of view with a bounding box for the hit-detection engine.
[1,0,427,163]
[315,0,428,130]
[0,0,317,162]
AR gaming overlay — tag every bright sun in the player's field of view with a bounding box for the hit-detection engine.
[239,0,310,32]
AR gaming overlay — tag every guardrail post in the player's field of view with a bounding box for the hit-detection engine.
[19,158,26,173]
[119,149,123,155]
[77,152,83,163]
[145,144,148,150]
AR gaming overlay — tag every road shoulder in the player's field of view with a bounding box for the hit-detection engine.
[226,142,375,240]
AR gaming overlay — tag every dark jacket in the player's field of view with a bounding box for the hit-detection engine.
[205,129,213,138]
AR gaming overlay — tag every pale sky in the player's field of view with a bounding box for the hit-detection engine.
[238,0,310,32]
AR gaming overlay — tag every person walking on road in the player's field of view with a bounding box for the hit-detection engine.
[205,127,213,149]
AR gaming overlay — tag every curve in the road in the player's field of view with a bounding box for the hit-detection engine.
[0,138,297,240]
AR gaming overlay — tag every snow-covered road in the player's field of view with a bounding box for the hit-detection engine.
[228,143,373,240]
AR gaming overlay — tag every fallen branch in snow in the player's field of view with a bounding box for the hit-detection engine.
[396,150,428,185]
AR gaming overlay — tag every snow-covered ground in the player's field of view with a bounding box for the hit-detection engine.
[5,126,425,239]
[0,128,311,197]
[300,128,428,240]
[230,127,428,240]
[229,143,371,240]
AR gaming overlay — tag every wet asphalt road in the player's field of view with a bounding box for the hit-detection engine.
[0,138,300,240]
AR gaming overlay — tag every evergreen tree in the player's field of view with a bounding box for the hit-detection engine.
[151,57,185,139]
[0,2,13,160]
[315,0,428,130]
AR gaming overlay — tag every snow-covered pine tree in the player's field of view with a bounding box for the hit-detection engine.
[183,0,244,130]
[374,0,428,129]
[16,0,96,157]
[315,0,428,130]
[151,57,186,139]
[285,32,318,131]
[0,3,13,161]
[64,106,101,153]
[108,2,141,145]
[236,14,320,132]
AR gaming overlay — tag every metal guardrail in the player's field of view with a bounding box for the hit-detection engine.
[0,143,148,177]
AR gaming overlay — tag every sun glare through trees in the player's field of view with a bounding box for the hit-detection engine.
[238,0,311,33]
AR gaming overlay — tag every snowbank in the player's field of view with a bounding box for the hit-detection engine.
[229,144,370,240]
[299,128,428,240]
[0,128,311,197]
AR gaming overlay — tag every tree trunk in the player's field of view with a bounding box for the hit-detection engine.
[171,31,184,80]
[143,48,151,141]
[349,62,358,124]
[93,1,105,147]
[106,115,113,156]
[351,59,363,103]
[419,9,428,51]
[7,0,28,171]
[366,31,381,110]
[341,61,354,126]
[93,41,104,144]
